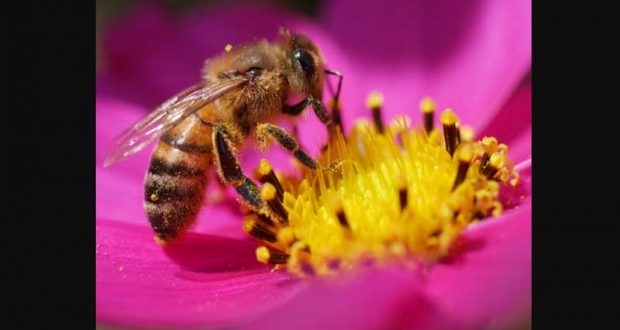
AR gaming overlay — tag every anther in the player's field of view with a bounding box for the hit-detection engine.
[460,125,474,142]
[261,183,289,224]
[256,246,289,264]
[480,153,503,180]
[256,159,284,202]
[276,227,296,247]
[420,97,436,134]
[367,92,385,133]
[290,242,314,275]
[479,137,499,170]
[452,144,473,191]
[441,109,460,157]
[243,217,277,243]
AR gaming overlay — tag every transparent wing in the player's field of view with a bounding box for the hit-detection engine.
[103,76,247,167]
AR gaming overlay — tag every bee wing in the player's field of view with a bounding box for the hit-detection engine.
[103,76,247,167]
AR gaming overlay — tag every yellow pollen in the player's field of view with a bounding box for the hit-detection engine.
[366,91,384,109]
[257,159,272,176]
[256,246,270,264]
[481,137,499,153]
[440,109,458,125]
[460,125,474,142]
[490,152,504,168]
[420,97,436,113]
[242,216,256,234]
[261,183,277,201]
[276,227,296,246]
[457,143,474,162]
[150,193,159,202]
[224,44,233,52]
[245,97,520,277]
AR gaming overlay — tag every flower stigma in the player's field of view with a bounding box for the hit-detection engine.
[244,95,519,277]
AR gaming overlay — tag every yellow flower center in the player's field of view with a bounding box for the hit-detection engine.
[244,95,519,277]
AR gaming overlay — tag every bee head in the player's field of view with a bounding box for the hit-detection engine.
[279,28,325,100]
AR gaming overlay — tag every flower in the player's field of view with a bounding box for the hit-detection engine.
[97,1,531,329]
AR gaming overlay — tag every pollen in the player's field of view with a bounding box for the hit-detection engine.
[366,92,384,109]
[247,96,519,277]
[420,97,436,113]
[224,44,233,52]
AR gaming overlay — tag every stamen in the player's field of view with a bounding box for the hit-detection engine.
[420,97,436,134]
[479,137,499,171]
[261,183,288,224]
[480,153,504,180]
[245,96,519,277]
[243,216,277,243]
[289,242,314,275]
[256,246,289,264]
[452,144,473,191]
[276,227,296,247]
[256,211,276,227]
[441,109,460,157]
[367,92,385,133]
[256,159,284,202]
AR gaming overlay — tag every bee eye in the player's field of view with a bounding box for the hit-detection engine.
[294,49,315,78]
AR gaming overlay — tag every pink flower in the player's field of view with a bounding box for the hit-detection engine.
[97,1,531,329]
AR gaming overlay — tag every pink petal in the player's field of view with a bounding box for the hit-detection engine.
[321,0,532,130]
[425,199,532,329]
[506,127,532,164]
[98,3,194,108]
[96,219,304,328]
[479,75,531,149]
[245,268,453,330]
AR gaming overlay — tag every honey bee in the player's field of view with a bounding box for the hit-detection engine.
[104,29,343,243]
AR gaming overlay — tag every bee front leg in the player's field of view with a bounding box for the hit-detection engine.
[282,97,331,124]
[256,123,317,170]
[212,126,264,212]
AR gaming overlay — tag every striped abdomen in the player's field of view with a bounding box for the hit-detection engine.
[144,108,216,242]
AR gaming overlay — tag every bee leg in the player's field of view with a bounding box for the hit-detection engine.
[212,126,264,212]
[256,123,317,170]
[282,97,331,124]
[325,69,344,135]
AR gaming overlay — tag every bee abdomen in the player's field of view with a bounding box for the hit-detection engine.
[144,157,207,242]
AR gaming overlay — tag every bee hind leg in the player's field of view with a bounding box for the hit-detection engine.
[212,126,265,212]
[256,123,317,170]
